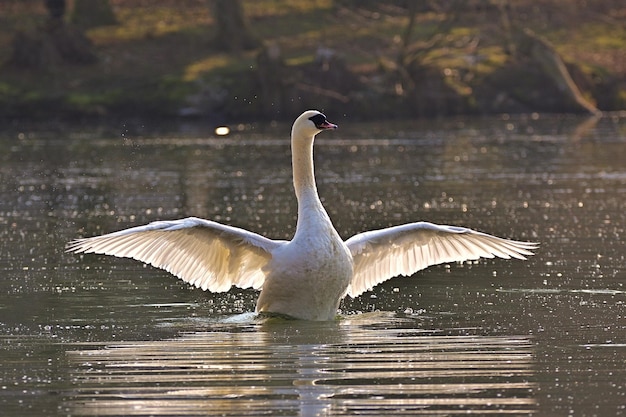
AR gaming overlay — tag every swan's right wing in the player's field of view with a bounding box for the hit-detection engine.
[66,217,286,292]
[345,222,537,297]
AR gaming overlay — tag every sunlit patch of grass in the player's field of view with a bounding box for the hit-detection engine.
[408,23,509,78]
[184,55,232,82]
[285,55,315,67]
[263,11,404,67]
[254,8,335,43]
[594,33,626,49]
[247,0,333,19]
[448,26,476,38]
[546,21,626,78]
[550,22,626,50]
[473,46,509,74]
[88,5,211,45]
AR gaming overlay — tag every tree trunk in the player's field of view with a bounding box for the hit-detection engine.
[45,0,66,20]
[8,0,96,69]
[515,28,599,114]
[209,0,259,52]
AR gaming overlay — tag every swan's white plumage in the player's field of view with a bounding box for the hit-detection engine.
[68,110,537,320]
[66,217,283,292]
[345,222,537,297]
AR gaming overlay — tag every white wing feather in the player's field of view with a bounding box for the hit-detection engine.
[66,217,285,292]
[345,222,537,297]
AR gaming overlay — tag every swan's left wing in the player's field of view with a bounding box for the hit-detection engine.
[66,217,286,292]
[345,222,537,297]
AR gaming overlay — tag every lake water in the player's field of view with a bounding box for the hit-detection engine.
[1,114,625,416]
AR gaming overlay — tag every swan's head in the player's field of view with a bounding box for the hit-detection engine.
[292,110,337,139]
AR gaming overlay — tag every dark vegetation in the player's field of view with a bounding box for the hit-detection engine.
[1,0,624,122]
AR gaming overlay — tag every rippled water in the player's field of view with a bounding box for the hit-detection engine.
[1,114,625,416]
[67,316,535,416]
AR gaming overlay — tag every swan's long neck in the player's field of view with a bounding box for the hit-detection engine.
[291,130,328,232]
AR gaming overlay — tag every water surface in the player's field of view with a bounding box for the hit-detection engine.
[1,114,625,415]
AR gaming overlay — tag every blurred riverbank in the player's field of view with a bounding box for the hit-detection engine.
[1,0,624,123]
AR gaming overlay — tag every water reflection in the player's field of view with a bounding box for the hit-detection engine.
[66,315,535,416]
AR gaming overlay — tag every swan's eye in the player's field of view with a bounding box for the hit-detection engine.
[308,113,327,128]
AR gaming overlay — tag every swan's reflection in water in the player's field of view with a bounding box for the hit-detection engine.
[66,314,535,416]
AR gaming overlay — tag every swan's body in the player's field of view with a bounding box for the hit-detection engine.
[67,110,537,321]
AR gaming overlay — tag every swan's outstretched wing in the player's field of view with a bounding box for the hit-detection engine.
[66,217,286,292]
[345,222,537,297]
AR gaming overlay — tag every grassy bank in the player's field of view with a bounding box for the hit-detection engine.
[1,0,624,122]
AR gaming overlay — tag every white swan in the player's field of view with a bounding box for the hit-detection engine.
[67,110,537,321]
